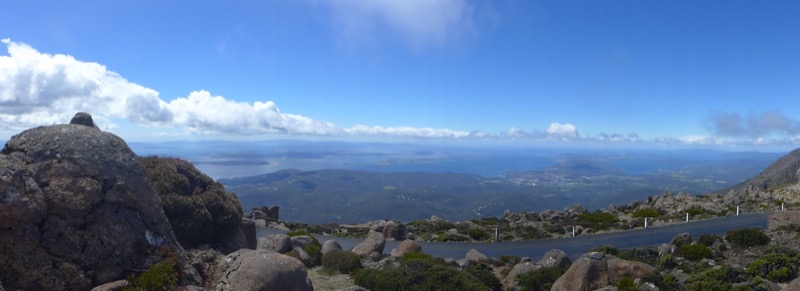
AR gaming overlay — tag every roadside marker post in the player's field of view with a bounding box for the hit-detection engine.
[644,218,648,229]
[685,212,689,223]
[737,206,740,216]
[572,226,575,237]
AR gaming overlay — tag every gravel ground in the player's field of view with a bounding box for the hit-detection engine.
[307,267,358,291]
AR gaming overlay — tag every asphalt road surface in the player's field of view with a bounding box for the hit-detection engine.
[257,212,770,260]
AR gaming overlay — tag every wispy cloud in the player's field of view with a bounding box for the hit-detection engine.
[318,0,475,50]
[708,111,800,138]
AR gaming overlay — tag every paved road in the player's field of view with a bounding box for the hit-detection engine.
[257,212,770,260]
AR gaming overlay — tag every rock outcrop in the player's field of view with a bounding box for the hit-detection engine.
[551,252,655,291]
[322,239,343,255]
[390,239,422,257]
[140,157,253,253]
[214,250,313,291]
[352,230,386,256]
[258,234,292,254]
[0,121,191,290]
[537,249,571,269]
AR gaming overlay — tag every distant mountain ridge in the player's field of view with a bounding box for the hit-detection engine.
[716,148,800,199]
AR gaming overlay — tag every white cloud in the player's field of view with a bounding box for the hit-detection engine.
[321,0,475,49]
[546,122,578,138]
[0,39,471,139]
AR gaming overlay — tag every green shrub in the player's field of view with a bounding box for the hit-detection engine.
[658,254,676,269]
[468,263,502,291]
[616,277,640,291]
[726,228,770,248]
[577,212,619,230]
[685,265,744,290]
[681,244,713,261]
[632,209,661,218]
[617,247,659,266]
[287,229,313,237]
[322,250,362,274]
[640,274,680,291]
[353,258,492,291]
[468,228,489,241]
[698,234,721,247]
[747,253,799,282]
[501,255,522,265]
[517,266,567,291]
[685,208,706,216]
[124,260,178,291]
[401,252,436,262]
[590,244,619,256]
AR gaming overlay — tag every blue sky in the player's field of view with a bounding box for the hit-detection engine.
[1,0,799,150]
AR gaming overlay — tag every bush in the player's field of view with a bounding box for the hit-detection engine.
[517,266,567,291]
[685,265,745,290]
[468,263,502,291]
[124,260,178,291]
[726,228,770,248]
[681,244,713,261]
[468,228,489,241]
[640,274,680,291]
[616,277,639,291]
[658,254,676,269]
[698,234,721,247]
[577,212,619,230]
[617,247,659,266]
[501,255,522,265]
[590,245,619,256]
[747,253,799,283]
[632,209,661,218]
[353,257,492,291]
[322,250,362,274]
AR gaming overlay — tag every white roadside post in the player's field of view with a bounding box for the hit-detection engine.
[572,226,576,237]
[644,217,648,229]
[686,212,689,223]
[737,205,740,216]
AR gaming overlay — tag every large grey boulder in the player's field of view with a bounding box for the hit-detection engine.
[352,231,386,256]
[551,252,656,291]
[214,249,313,291]
[69,112,99,128]
[537,249,571,269]
[322,239,343,255]
[390,239,422,257]
[290,235,316,249]
[0,122,194,290]
[383,221,399,240]
[258,234,292,254]
[140,156,249,253]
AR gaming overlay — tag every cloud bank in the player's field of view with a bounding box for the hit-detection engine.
[320,0,475,49]
[0,39,471,138]
[2,39,798,148]
[708,111,800,138]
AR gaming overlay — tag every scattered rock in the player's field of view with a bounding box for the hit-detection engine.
[322,239,343,255]
[250,206,280,222]
[0,123,193,290]
[186,248,225,283]
[464,249,489,266]
[69,112,99,128]
[390,239,422,257]
[383,221,399,240]
[507,262,541,280]
[352,231,386,256]
[768,211,800,231]
[214,250,313,291]
[551,253,656,291]
[258,234,292,254]
[537,249,571,269]
[291,235,317,249]
[90,280,128,291]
